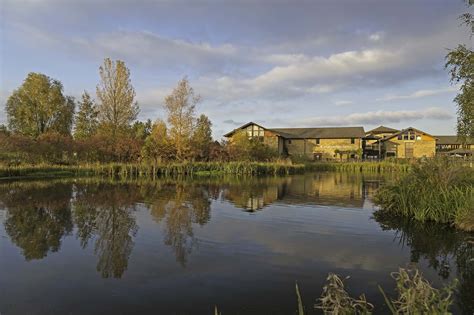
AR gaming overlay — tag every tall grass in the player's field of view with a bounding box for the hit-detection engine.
[373,158,474,231]
[0,161,309,179]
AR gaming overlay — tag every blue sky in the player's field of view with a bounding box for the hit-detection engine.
[1,0,472,138]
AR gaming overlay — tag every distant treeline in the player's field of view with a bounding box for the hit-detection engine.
[1,58,277,165]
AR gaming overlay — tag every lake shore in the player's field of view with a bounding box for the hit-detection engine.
[0,160,414,180]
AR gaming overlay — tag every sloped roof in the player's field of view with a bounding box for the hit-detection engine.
[223,122,266,137]
[223,122,366,139]
[270,127,365,139]
[382,127,435,142]
[435,135,473,145]
[367,125,399,134]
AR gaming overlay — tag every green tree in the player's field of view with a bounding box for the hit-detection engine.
[446,6,474,141]
[6,72,75,137]
[96,58,139,138]
[74,91,99,140]
[164,77,200,160]
[132,119,152,141]
[191,114,213,160]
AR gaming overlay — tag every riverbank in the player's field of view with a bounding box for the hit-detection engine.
[0,160,415,179]
[374,158,474,232]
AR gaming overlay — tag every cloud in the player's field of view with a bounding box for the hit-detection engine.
[369,32,384,42]
[334,100,353,106]
[376,86,458,101]
[223,119,245,126]
[295,107,452,126]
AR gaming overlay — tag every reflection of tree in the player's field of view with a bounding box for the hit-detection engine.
[143,182,211,266]
[73,182,139,278]
[375,214,474,314]
[0,181,73,260]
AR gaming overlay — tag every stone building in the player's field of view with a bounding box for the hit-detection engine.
[380,127,436,158]
[224,122,365,160]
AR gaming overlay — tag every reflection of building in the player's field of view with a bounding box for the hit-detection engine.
[222,179,286,211]
[222,173,385,210]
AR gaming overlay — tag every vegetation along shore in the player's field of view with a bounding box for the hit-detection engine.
[374,158,474,232]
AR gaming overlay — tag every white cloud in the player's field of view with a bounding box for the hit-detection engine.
[369,32,384,42]
[334,100,353,106]
[296,107,452,126]
[376,86,458,101]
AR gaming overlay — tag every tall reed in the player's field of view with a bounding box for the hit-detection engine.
[374,158,474,231]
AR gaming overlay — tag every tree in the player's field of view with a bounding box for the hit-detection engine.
[74,91,99,140]
[164,77,200,160]
[96,58,139,138]
[445,5,474,141]
[142,119,174,163]
[6,72,75,137]
[191,114,213,160]
[132,119,152,141]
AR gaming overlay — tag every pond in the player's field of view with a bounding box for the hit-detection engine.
[0,173,472,314]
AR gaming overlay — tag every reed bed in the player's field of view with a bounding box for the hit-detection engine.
[374,158,474,232]
[0,161,308,179]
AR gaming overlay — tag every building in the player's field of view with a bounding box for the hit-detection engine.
[379,127,437,158]
[362,125,400,159]
[224,122,365,160]
[435,136,473,157]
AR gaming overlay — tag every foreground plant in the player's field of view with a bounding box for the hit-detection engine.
[380,268,458,315]
[315,273,373,315]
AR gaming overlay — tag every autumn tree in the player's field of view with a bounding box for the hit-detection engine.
[142,119,174,163]
[191,114,213,160]
[446,5,474,141]
[6,72,75,137]
[96,58,139,138]
[164,77,200,160]
[74,91,99,140]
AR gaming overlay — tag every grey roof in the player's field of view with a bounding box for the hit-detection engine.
[367,125,399,134]
[435,135,473,145]
[223,122,365,139]
[270,127,365,139]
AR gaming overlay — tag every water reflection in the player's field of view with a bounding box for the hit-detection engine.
[0,174,471,314]
[375,214,474,314]
[142,182,211,266]
[0,181,73,260]
[73,182,139,278]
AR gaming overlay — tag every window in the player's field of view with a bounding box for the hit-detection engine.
[316,138,320,145]
[288,140,292,144]
[351,138,355,144]
[398,135,403,140]
[246,124,265,139]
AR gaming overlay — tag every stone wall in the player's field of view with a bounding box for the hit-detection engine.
[387,134,436,158]
[285,138,362,159]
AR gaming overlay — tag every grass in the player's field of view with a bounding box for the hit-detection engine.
[373,158,474,232]
[0,160,415,179]
[379,268,457,315]
[0,161,309,179]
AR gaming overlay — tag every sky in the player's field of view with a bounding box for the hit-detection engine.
[0,0,472,138]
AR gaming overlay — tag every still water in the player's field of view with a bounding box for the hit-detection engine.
[0,173,472,314]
